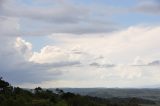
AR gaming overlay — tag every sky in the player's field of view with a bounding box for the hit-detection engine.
[0,0,160,88]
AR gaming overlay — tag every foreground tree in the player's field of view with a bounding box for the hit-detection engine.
[0,77,156,106]
[0,77,13,94]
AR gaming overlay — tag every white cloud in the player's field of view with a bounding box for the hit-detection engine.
[0,0,160,88]
[115,65,142,79]
[0,16,160,87]
[132,56,146,66]
[29,45,83,64]
[49,26,160,64]
[15,37,33,60]
[16,25,160,88]
[33,26,160,65]
[18,65,160,88]
[0,17,65,84]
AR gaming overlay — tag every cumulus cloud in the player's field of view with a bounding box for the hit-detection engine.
[132,57,147,66]
[0,16,81,85]
[0,17,70,85]
[50,26,160,64]
[39,25,160,87]
[15,37,33,59]
[9,38,82,84]
[1,24,160,87]
[0,0,160,87]
[29,45,82,65]
[11,25,159,87]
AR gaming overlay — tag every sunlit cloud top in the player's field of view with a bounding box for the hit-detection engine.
[0,0,160,88]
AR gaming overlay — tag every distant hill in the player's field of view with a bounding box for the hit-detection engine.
[0,78,157,106]
[50,88,160,102]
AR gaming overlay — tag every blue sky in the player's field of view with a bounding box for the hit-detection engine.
[19,0,160,51]
[0,0,160,88]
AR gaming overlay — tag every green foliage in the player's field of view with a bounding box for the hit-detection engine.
[0,77,156,106]
[55,100,68,106]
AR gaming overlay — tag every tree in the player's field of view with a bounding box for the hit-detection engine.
[34,87,42,93]
[0,77,12,94]
[55,88,64,95]
[0,77,9,89]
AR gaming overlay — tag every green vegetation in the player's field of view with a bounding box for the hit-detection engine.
[0,77,156,106]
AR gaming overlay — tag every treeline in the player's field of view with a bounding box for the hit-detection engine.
[0,77,155,106]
